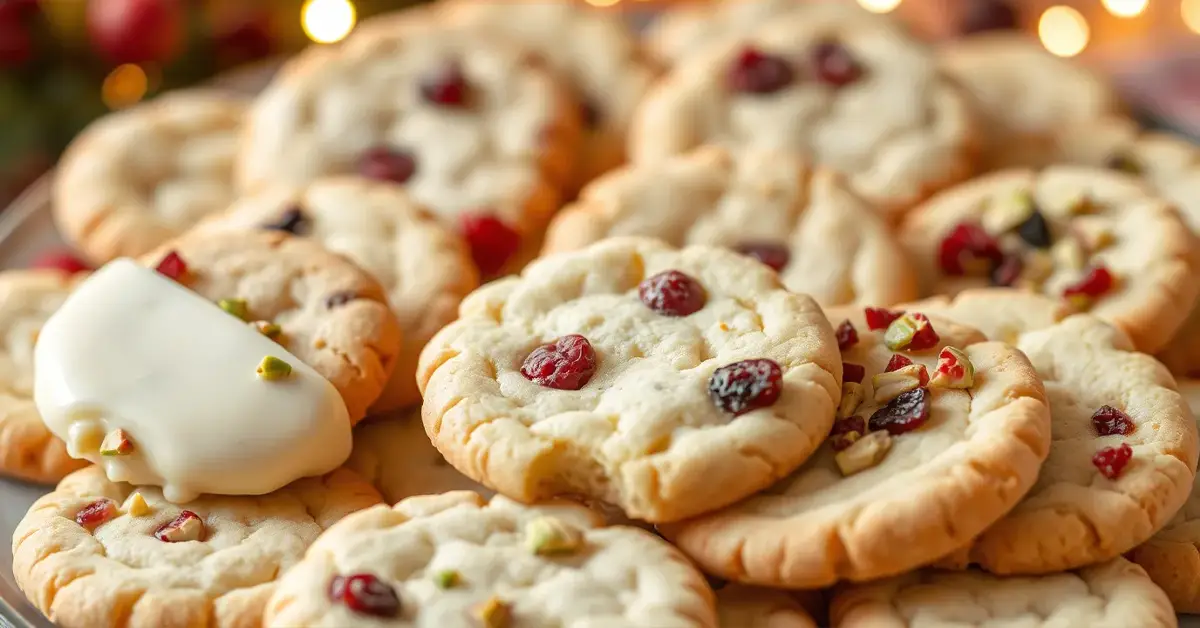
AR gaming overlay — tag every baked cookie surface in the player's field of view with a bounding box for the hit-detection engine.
[644,0,800,67]
[716,584,816,628]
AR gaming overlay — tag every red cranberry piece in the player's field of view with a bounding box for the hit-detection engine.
[811,40,863,87]
[835,320,859,351]
[325,291,357,309]
[726,46,794,95]
[154,510,205,542]
[1093,443,1133,480]
[1092,405,1136,436]
[580,99,601,129]
[990,254,1023,287]
[261,206,309,235]
[329,573,401,618]
[960,0,1019,35]
[358,146,417,184]
[154,250,188,281]
[842,362,865,384]
[734,242,790,272]
[829,416,867,452]
[865,307,904,331]
[419,60,470,107]
[31,250,90,275]
[75,498,117,530]
[938,222,1003,276]
[869,388,931,435]
[708,359,783,416]
[638,270,706,316]
[460,214,521,277]
[521,335,597,391]
[885,354,913,372]
[906,313,941,351]
[1063,266,1114,300]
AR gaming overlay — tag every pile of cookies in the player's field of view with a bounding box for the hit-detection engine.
[5,0,1200,626]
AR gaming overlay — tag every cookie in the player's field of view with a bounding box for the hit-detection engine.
[644,0,800,68]
[829,558,1176,627]
[0,270,89,483]
[661,306,1052,588]
[716,584,817,628]
[53,90,246,264]
[913,289,1199,574]
[263,490,718,626]
[12,465,382,628]
[939,32,1124,171]
[236,15,581,277]
[200,177,478,413]
[898,166,1200,353]
[346,411,488,504]
[543,146,918,307]
[417,237,842,523]
[628,2,977,218]
[140,230,402,423]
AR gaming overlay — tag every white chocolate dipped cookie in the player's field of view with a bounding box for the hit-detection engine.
[543,146,918,308]
[263,491,718,627]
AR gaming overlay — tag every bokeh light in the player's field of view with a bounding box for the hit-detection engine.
[1185,0,1200,34]
[302,0,356,44]
[1038,6,1089,58]
[101,64,148,110]
[858,0,902,13]
[584,0,621,6]
[1102,0,1148,18]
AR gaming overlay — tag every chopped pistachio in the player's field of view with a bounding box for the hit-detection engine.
[256,356,292,380]
[930,346,975,389]
[835,431,893,476]
[525,516,583,555]
[837,383,865,419]
[218,298,249,321]
[433,569,460,589]
[1016,250,1054,289]
[983,190,1035,233]
[125,493,151,517]
[1064,194,1099,216]
[477,597,512,628]
[251,320,283,339]
[1051,237,1087,271]
[1074,221,1116,252]
[99,429,134,456]
[872,365,926,403]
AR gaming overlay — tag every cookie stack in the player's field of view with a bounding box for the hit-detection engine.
[4,0,1200,626]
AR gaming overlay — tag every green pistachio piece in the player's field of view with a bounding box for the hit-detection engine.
[883,317,917,351]
[256,356,292,381]
[525,516,583,555]
[433,569,460,589]
[99,429,134,456]
[251,320,282,339]
[218,298,249,321]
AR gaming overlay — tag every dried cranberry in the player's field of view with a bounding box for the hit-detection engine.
[521,335,597,391]
[835,320,858,351]
[811,40,862,87]
[990,255,1023,287]
[358,146,417,184]
[329,573,401,618]
[869,388,931,435]
[1063,266,1114,300]
[708,359,783,416]
[1092,443,1133,480]
[906,313,940,351]
[580,99,601,129]
[829,416,866,452]
[960,0,1019,35]
[937,222,1003,276]
[1092,405,1136,436]
[638,270,706,316]
[460,214,521,277]
[261,206,309,235]
[842,362,865,384]
[734,242,790,272]
[75,499,117,529]
[325,291,357,309]
[726,46,794,95]
[31,250,90,275]
[885,354,913,372]
[865,307,904,331]
[154,510,205,542]
[154,250,188,281]
[419,60,470,107]
[1016,210,1052,249]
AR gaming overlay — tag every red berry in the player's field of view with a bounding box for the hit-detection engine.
[1063,266,1114,300]
[938,222,1003,276]
[865,307,904,331]
[726,47,794,95]
[154,250,188,281]
[460,214,521,277]
[0,19,32,69]
[154,510,205,542]
[842,362,865,384]
[325,291,357,309]
[638,270,706,317]
[419,61,471,107]
[734,242,790,272]
[835,320,858,351]
[1092,405,1135,436]
[869,388,931,435]
[708,359,783,416]
[906,313,941,351]
[580,99,601,129]
[75,499,117,530]
[811,40,863,87]
[521,335,597,391]
[329,573,401,618]
[990,255,1023,287]
[87,0,184,65]
[829,416,866,452]
[1092,443,1133,480]
[358,146,417,184]
[884,354,913,372]
[31,250,91,275]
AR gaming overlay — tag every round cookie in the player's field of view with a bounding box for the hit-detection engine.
[660,306,1052,588]
[628,2,977,218]
[416,237,842,523]
[200,177,478,413]
[898,166,1200,354]
[236,16,581,277]
[53,90,246,264]
[913,289,1199,574]
[829,558,1176,627]
[0,270,89,483]
[543,146,918,307]
[262,490,718,626]
[644,0,800,68]
[12,465,382,628]
[716,585,817,628]
[939,32,1124,171]
[140,230,402,423]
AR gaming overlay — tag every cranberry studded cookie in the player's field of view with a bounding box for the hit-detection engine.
[716,585,817,628]
[53,91,246,264]
[899,166,1200,353]
[263,491,718,626]
[0,271,89,483]
[140,230,402,423]
[543,146,917,307]
[12,466,382,628]
[912,289,1199,575]
[830,558,1176,628]
[236,16,581,277]
[644,0,801,68]
[661,306,1051,588]
[201,177,478,413]
[417,238,842,523]
[629,2,976,218]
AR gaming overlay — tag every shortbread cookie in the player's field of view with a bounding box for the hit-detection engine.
[899,166,1200,353]
[717,585,817,628]
[661,306,1051,588]
[644,0,800,67]
[346,411,488,504]
[417,237,841,523]
[830,558,1176,628]
[201,178,477,412]
[263,490,718,626]
[236,18,580,277]
[54,91,246,264]
[0,270,89,483]
[939,33,1124,170]
[629,2,976,217]
[12,465,382,628]
[543,146,918,307]
[140,230,402,423]
[914,290,1199,574]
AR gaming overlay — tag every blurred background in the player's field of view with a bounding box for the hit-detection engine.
[0,0,1197,208]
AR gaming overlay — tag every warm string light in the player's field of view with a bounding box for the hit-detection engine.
[1102,0,1148,18]
[101,64,148,110]
[1185,0,1200,34]
[302,0,357,44]
[1038,6,1089,58]
[857,0,902,13]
